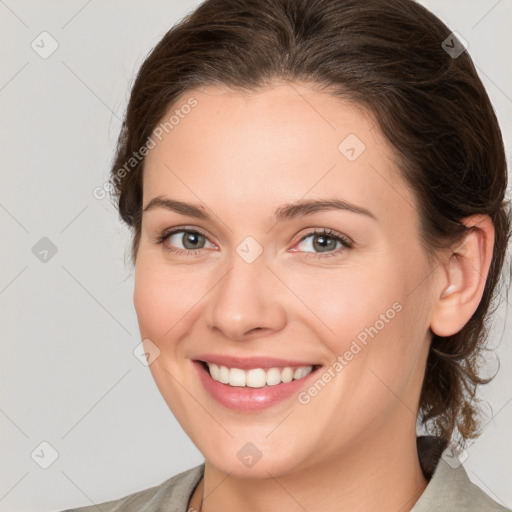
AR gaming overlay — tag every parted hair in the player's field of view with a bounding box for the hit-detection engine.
[109,0,511,445]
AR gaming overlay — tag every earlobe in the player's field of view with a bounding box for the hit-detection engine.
[430,215,495,338]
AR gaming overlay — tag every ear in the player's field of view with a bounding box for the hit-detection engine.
[430,214,495,337]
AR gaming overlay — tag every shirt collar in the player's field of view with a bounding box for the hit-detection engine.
[411,435,508,511]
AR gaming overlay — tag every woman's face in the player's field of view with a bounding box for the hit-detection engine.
[134,82,438,478]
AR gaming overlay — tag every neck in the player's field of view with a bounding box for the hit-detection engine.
[190,428,428,512]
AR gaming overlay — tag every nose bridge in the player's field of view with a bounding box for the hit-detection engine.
[204,243,286,339]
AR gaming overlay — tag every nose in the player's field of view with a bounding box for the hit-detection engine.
[203,249,287,341]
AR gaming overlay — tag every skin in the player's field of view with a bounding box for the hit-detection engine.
[133,81,494,512]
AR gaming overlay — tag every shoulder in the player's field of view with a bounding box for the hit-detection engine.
[413,436,511,512]
[57,463,204,512]
[415,459,511,511]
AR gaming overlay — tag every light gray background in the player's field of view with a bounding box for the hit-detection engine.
[1,1,511,511]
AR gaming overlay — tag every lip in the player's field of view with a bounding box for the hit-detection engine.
[193,354,320,370]
[192,359,322,411]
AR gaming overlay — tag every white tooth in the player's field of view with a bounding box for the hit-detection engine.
[206,363,315,387]
[281,367,293,383]
[301,365,313,377]
[208,363,219,380]
[293,367,304,379]
[266,367,282,386]
[218,365,230,384]
[229,367,246,387]
[246,368,267,388]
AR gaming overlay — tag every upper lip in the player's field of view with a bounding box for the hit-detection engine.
[194,354,320,370]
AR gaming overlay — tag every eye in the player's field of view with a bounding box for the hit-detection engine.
[156,228,216,256]
[154,227,352,259]
[294,228,353,258]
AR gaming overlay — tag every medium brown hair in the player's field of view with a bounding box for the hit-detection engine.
[109,0,511,445]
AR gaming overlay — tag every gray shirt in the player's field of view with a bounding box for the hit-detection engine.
[60,436,510,511]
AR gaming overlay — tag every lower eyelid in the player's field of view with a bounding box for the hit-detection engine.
[291,243,347,259]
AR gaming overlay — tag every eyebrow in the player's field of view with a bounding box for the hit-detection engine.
[142,196,377,222]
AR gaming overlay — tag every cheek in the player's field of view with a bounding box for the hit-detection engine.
[287,261,398,351]
[323,290,429,426]
[133,257,204,343]
[132,259,203,421]
[291,258,423,393]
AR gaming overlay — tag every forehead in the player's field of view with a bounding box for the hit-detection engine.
[142,82,417,227]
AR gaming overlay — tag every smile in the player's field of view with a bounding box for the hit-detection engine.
[193,359,322,411]
[205,362,314,388]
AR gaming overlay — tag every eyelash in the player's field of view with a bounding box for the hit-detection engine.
[154,227,353,259]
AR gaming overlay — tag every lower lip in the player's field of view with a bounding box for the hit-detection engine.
[193,361,320,411]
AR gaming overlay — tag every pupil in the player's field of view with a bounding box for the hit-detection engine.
[184,232,203,249]
[314,235,336,252]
